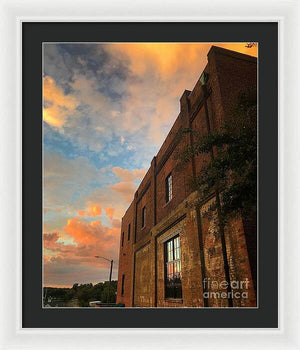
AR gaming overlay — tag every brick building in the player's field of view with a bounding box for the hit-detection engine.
[116,46,257,307]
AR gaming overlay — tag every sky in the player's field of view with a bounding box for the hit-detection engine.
[43,42,258,288]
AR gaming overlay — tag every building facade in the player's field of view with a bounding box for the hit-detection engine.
[116,46,257,307]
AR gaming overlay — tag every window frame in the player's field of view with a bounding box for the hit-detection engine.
[141,206,146,228]
[164,234,182,300]
[121,274,125,296]
[128,223,131,241]
[165,172,173,203]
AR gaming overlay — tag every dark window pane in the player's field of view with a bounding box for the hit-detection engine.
[121,274,125,295]
[142,206,146,227]
[128,223,131,241]
[121,232,124,247]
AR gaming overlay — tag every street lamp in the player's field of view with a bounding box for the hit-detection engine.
[95,256,114,303]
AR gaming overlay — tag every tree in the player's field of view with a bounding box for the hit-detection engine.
[245,43,258,49]
[89,282,103,301]
[77,283,94,307]
[43,281,118,307]
[176,88,257,221]
[101,281,117,303]
[174,88,257,305]
[75,281,117,306]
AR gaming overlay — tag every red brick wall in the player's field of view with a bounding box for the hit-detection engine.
[156,113,183,165]
[191,105,211,175]
[207,47,257,130]
[214,49,257,121]
[136,184,153,242]
[200,199,256,307]
[116,201,134,306]
[155,140,190,224]
[133,242,153,306]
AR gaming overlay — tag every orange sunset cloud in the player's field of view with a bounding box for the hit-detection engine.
[110,182,136,203]
[107,43,257,78]
[112,166,146,182]
[65,217,105,246]
[43,75,79,128]
[105,208,115,220]
[77,205,102,217]
[44,215,120,271]
[106,43,257,145]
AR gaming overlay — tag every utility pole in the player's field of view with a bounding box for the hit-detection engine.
[109,259,113,303]
[95,256,114,303]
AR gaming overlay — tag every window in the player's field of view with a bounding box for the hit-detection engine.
[165,173,173,203]
[121,231,124,247]
[128,223,131,241]
[165,235,182,299]
[142,206,146,228]
[121,274,125,296]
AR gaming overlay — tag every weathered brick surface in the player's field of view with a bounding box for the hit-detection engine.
[200,200,229,307]
[225,217,257,307]
[116,201,134,306]
[191,106,212,175]
[117,46,257,307]
[156,113,183,165]
[133,242,153,306]
[136,184,153,242]
[156,141,188,224]
[200,198,256,307]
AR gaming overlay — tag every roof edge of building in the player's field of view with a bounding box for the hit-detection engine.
[208,45,257,63]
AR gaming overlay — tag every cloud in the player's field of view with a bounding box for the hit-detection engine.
[83,186,129,222]
[104,43,258,145]
[69,74,113,115]
[105,208,115,220]
[109,167,146,203]
[44,232,60,250]
[43,76,79,128]
[107,43,257,79]
[43,151,115,236]
[78,205,102,217]
[107,43,202,78]
[44,217,121,260]
[112,166,146,182]
[43,215,121,285]
[112,219,121,229]
[110,181,136,203]
[44,43,258,153]
[98,44,204,146]
[43,48,122,152]
[64,217,118,246]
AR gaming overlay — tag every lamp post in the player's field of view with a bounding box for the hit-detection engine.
[95,255,113,303]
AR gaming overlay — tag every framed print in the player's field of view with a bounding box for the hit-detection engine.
[22,21,277,328]
[1,0,300,349]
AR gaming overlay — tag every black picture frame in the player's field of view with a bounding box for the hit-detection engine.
[22,22,278,328]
